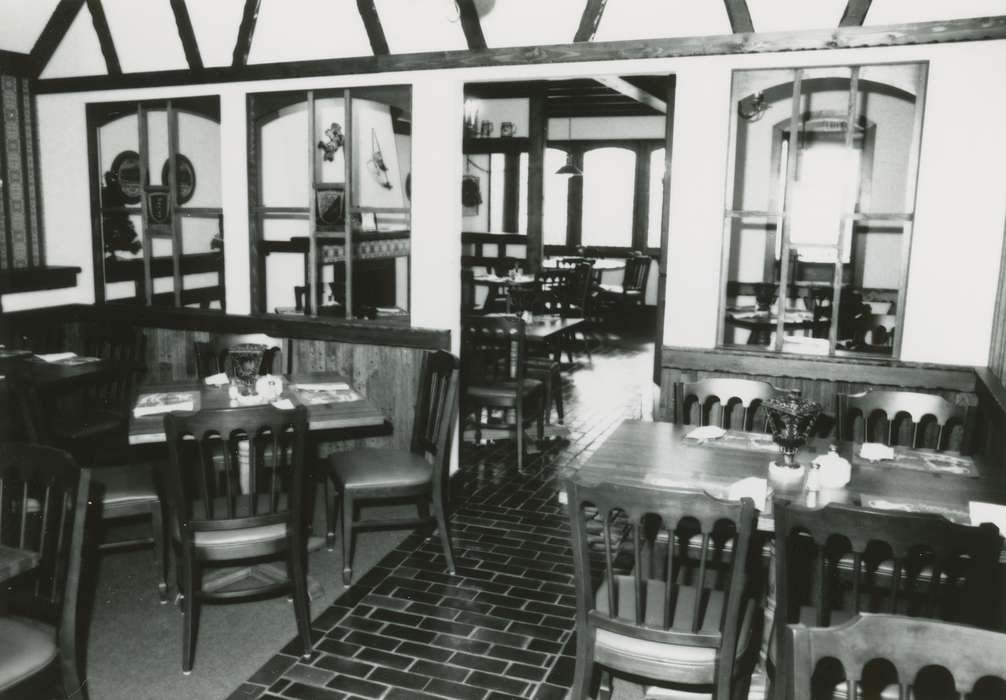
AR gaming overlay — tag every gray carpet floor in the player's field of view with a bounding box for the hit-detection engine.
[82,500,409,700]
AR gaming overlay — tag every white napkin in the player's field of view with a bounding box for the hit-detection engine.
[969,501,1006,531]
[296,382,350,392]
[860,442,895,462]
[204,372,229,386]
[685,425,727,442]
[35,352,76,362]
[728,477,768,510]
[271,399,295,410]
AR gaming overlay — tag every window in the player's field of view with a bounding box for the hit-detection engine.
[543,148,569,245]
[249,86,412,319]
[719,63,927,358]
[582,147,635,248]
[87,96,224,309]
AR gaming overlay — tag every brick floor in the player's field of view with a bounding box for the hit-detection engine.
[233,330,656,700]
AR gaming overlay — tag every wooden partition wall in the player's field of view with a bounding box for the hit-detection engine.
[656,346,1006,461]
[0,305,449,454]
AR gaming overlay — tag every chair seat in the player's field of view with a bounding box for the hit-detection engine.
[328,448,433,491]
[465,378,543,406]
[0,617,57,692]
[93,463,159,513]
[594,576,756,685]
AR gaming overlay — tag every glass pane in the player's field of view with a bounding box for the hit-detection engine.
[145,109,168,188]
[544,148,569,246]
[97,113,139,209]
[260,102,309,207]
[462,154,491,232]
[489,153,506,233]
[175,111,221,209]
[582,147,634,247]
[647,148,665,249]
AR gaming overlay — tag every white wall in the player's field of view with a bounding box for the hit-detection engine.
[8,39,1006,368]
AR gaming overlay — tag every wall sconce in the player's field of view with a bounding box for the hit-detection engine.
[738,92,767,122]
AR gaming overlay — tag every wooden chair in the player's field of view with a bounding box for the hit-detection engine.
[0,443,90,700]
[45,324,146,463]
[560,261,598,363]
[564,475,761,700]
[525,293,566,424]
[461,315,546,469]
[836,389,972,452]
[595,252,651,321]
[788,613,1006,700]
[163,404,312,672]
[9,367,168,603]
[675,377,782,431]
[773,500,1002,699]
[324,350,459,584]
[193,333,284,380]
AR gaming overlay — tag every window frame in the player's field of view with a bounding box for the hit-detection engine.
[717,62,928,360]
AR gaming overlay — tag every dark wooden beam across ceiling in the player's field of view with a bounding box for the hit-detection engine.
[723,0,755,33]
[839,0,873,27]
[356,0,390,55]
[0,50,37,76]
[85,0,120,75]
[595,76,666,113]
[574,0,608,42]
[170,0,203,71]
[30,0,85,76]
[455,0,488,50]
[232,0,262,67]
[35,15,1006,94]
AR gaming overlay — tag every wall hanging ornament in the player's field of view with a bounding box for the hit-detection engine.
[317,122,344,162]
[461,174,482,216]
[367,128,393,190]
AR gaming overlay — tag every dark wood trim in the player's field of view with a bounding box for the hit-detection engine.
[839,0,873,27]
[455,0,488,50]
[85,0,121,75]
[630,143,648,251]
[653,75,675,385]
[169,0,203,71]
[103,251,222,283]
[463,136,529,154]
[987,212,1006,378]
[0,50,37,76]
[526,90,546,272]
[974,366,1006,463]
[36,16,1006,94]
[30,0,84,76]
[0,266,80,296]
[723,0,755,33]
[247,93,264,314]
[661,346,976,393]
[462,232,528,246]
[502,152,520,233]
[0,303,450,350]
[84,103,106,303]
[573,0,608,42]
[356,0,390,56]
[232,0,262,67]
[567,148,584,249]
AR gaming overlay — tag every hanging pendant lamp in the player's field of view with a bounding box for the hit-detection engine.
[555,116,582,177]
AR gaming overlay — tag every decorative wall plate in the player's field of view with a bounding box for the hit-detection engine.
[162,154,196,204]
[111,150,142,204]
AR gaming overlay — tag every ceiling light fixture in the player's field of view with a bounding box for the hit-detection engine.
[555,116,582,177]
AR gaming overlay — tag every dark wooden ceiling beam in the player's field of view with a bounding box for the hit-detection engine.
[85,0,120,75]
[455,0,488,50]
[30,0,85,76]
[839,0,873,27]
[169,0,203,70]
[574,0,608,42]
[723,0,754,33]
[232,0,262,67]
[35,15,1006,94]
[595,76,666,113]
[356,0,390,55]
[0,50,38,76]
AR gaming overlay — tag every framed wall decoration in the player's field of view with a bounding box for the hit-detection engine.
[162,154,196,204]
[110,150,142,204]
[316,183,345,226]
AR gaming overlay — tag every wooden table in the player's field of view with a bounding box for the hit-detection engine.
[127,373,386,600]
[472,273,537,312]
[526,315,585,364]
[725,307,823,345]
[0,545,39,584]
[564,421,1006,529]
[129,372,386,445]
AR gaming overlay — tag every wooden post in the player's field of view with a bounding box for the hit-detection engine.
[526,90,546,273]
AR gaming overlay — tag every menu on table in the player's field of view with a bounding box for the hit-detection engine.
[133,391,198,417]
[292,382,361,405]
